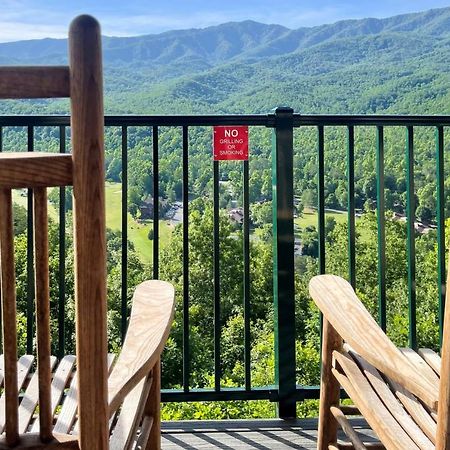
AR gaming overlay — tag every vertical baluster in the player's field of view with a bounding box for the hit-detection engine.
[182,125,190,393]
[318,125,325,356]
[243,159,251,391]
[376,126,386,332]
[121,126,128,343]
[33,187,52,441]
[406,126,416,349]
[27,125,35,354]
[436,126,445,347]
[213,157,221,392]
[317,126,325,275]
[0,189,19,446]
[58,125,66,358]
[152,126,159,280]
[347,126,356,289]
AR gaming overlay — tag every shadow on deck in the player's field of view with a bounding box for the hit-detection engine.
[162,418,376,449]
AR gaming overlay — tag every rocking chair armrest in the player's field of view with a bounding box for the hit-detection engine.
[107,280,175,416]
[309,274,438,410]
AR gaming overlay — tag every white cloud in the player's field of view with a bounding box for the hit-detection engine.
[0,21,67,42]
[263,7,352,27]
[0,1,73,41]
[100,11,242,36]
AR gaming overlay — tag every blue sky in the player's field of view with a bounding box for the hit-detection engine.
[1,0,450,42]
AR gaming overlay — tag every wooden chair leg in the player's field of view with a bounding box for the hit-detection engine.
[143,358,161,450]
[317,318,343,450]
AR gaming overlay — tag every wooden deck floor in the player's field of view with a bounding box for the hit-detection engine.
[162,418,377,449]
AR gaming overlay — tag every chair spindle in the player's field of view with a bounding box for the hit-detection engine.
[33,187,53,441]
[0,189,19,446]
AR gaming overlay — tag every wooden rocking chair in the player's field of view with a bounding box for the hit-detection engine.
[0,15,175,449]
[310,274,448,450]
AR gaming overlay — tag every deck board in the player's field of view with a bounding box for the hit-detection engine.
[162,418,377,449]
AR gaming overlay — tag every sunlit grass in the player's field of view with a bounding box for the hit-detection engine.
[105,182,173,264]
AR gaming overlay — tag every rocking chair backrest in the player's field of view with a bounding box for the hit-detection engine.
[0,15,108,449]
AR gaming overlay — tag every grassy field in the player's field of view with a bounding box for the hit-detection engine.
[252,207,351,241]
[12,183,173,264]
[105,182,173,264]
[295,207,348,231]
[295,207,371,241]
[12,189,59,221]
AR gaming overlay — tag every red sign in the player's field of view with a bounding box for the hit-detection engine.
[213,126,249,161]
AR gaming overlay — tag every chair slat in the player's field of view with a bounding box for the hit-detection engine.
[71,355,116,436]
[0,67,70,99]
[0,189,19,445]
[401,348,440,387]
[332,351,420,450]
[0,153,73,189]
[55,355,115,435]
[53,369,78,434]
[418,348,441,376]
[19,357,57,433]
[144,360,161,448]
[31,355,76,433]
[134,415,154,450]
[329,406,366,450]
[50,355,77,414]
[109,375,153,450]
[33,187,53,441]
[348,349,434,450]
[0,355,34,433]
[387,378,437,443]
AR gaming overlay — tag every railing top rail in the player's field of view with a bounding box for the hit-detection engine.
[295,114,450,127]
[0,114,274,127]
[1,113,450,128]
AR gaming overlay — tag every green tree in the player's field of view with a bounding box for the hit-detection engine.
[13,203,27,236]
[48,187,73,211]
[250,202,272,227]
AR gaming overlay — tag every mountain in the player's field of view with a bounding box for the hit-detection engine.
[1,7,450,114]
[0,21,289,66]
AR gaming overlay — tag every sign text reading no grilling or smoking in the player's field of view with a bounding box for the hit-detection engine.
[213,126,249,161]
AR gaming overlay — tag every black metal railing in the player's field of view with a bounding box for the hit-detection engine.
[1,110,450,419]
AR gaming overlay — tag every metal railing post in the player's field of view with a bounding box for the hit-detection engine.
[272,107,296,419]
